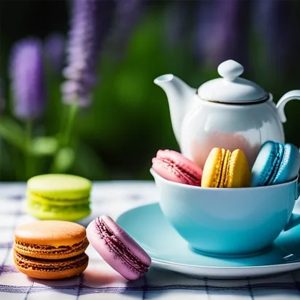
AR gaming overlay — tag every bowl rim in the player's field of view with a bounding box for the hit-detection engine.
[150,168,299,192]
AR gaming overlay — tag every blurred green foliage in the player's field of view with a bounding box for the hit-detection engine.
[0,1,299,181]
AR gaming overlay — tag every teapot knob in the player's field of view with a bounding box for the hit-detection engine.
[218,60,244,81]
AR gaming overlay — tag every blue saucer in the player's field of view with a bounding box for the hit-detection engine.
[117,203,300,278]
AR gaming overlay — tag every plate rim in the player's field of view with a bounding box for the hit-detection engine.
[117,203,300,273]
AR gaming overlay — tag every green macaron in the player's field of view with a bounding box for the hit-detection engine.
[26,174,92,221]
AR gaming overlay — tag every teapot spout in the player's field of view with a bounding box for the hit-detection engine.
[154,74,196,144]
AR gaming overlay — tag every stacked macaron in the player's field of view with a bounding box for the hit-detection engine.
[14,217,152,281]
[151,141,300,188]
[16,173,152,281]
[26,174,92,221]
[14,221,89,279]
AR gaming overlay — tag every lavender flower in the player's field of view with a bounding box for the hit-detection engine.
[253,0,300,75]
[62,0,114,107]
[44,33,65,73]
[195,0,251,66]
[9,38,45,120]
[109,0,144,59]
[164,1,197,48]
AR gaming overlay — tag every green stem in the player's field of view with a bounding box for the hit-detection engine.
[25,121,32,179]
[50,104,78,173]
[61,104,78,147]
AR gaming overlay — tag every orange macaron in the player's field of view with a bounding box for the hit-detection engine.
[14,220,89,280]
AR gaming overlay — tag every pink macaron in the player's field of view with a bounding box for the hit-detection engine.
[86,216,151,281]
[152,149,202,186]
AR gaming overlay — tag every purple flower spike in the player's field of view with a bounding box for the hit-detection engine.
[195,0,251,66]
[9,38,46,120]
[62,0,114,107]
[44,33,65,73]
[164,2,195,48]
[109,0,144,59]
[254,0,300,75]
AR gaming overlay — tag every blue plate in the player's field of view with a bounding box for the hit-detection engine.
[117,203,300,278]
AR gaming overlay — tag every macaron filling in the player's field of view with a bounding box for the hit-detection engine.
[28,191,90,204]
[217,149,230,188]
[27,199,90,212]
[14,251,88,272]
[15,238,89,258]
[95,217,149,274]
[158,158,199,182]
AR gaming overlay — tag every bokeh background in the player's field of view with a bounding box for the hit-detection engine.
[0,0,300,181]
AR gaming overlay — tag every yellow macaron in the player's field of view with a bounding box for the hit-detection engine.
[201,147,251,188]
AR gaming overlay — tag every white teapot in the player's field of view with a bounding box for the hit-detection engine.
[154,59,300,167]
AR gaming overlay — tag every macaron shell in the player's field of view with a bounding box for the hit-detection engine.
[14,251,88,280]
[251,141,300,186]
[27,174,92,199]
[273,143,300,184]
[251,141,283,186]
[87,217,151,281]
[26,199,91,221]
[201,148,224,187]
[14,221,87,248]
[87,221,138,280]
[102,216,151,266]
[226,149,251,187]
[152,150,202,186]
[26,174,92,221]
[28,191,89,206]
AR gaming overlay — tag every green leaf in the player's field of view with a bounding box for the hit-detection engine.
[51,147,75,173]
[31,137,58,156]
[0,117,26,151]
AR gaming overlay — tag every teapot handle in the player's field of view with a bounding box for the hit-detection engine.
[276,90,300,123]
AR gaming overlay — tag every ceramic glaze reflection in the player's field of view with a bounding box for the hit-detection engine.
[154,59,300,168]
[117,203,300,278]
[151,169,300,257]
[180,98,284,167]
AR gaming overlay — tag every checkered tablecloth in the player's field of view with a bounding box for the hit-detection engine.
[1,181,300,300]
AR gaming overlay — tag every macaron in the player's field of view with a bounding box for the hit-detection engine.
[87,216,151,281]
[26,174,92,221]
[251,141,300,186]
[14,220,89,279]
[152,149,202,186]
[201,147,251,188]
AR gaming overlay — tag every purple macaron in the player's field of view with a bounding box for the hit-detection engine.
[86,216,151,280]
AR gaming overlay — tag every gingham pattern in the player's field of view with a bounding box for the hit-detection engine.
[1,182,300,300]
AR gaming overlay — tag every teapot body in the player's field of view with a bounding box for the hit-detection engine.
[180,95,284,167]
[154,60,300,166]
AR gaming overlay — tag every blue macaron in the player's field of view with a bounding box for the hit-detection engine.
[251,141,300,186]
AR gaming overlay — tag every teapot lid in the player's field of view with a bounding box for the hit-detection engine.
[197,60,268,103]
